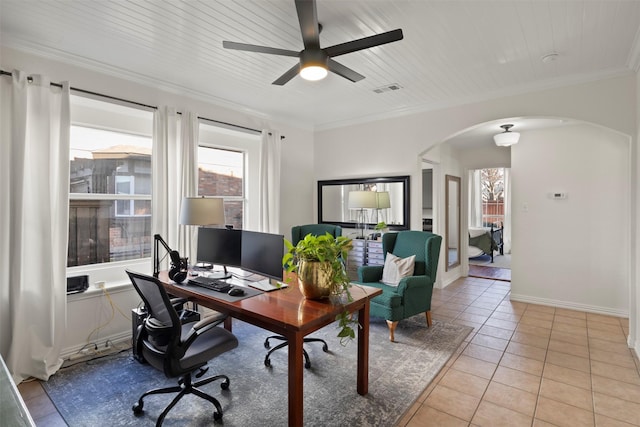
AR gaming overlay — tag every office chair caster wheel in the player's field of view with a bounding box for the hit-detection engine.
[264,339,271,349]
[213,411,223,421]
[264,358,271,368]
[304,361,311,369]
[322,343,329,352]
[132,402,144,415]
[221,379,230,390]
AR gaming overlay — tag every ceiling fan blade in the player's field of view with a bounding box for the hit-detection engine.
[272,63,301,85]
[223,41,299,57]
[295,0,320,49]
[328,59,365,83]
[324,28,404,57]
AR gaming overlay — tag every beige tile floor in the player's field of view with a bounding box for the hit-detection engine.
[18,276,640,426]
[397,276,640,427]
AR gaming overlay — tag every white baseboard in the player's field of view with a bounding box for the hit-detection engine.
[510,293,629,318]
[61,330,132,360]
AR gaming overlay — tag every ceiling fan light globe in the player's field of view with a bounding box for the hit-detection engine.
[300,65,328,81]
[493,131,520,146]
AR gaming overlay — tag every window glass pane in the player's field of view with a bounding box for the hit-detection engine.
[70,126,151,195]
[68,200,152,267]
[223,200,244,231]
[198,146,244,228]
[481,168,505,227]
[69,123,152,267]
[198,147,243,197]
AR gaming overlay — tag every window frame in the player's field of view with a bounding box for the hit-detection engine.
[197,122,261,230]
[68,95,154,284]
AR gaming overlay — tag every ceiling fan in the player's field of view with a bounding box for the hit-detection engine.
[222,0,404,85]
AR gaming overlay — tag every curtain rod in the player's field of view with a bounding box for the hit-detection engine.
[1,69,156,110]
[1,69,285,139]
[196,115,284,139]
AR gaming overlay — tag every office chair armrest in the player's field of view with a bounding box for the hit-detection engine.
[181,312,228,350]
[170,297,189,307]
[192,312,227,332]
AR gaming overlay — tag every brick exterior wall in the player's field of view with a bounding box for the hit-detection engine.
[198,169,243,229]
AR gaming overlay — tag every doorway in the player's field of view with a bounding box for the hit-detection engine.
[468,167,511,280]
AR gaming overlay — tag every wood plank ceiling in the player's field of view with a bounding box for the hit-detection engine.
[2,1,640,131]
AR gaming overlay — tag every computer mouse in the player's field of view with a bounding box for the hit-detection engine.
[228,287,245,297]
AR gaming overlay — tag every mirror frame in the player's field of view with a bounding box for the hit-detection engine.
[445,174,461,271]
[317,175,410,230]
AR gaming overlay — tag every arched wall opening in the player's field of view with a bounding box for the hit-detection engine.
[420,116,632,321]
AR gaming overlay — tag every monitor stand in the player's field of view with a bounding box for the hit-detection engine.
[207,266,231,280]
[194,262,213,269]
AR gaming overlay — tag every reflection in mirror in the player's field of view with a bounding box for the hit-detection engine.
[445,175,461,271]
[318,176,410,229]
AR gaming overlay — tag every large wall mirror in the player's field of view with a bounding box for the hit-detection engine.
[445,175,461,271]
[318,176,410,229]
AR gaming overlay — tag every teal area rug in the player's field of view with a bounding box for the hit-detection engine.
[42,315,471,426]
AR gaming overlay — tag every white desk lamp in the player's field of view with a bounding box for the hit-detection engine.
[180,196,226,276]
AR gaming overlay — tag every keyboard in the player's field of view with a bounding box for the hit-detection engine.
[188,276,232,293]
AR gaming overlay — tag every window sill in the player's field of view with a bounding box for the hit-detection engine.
[66,280,134,302]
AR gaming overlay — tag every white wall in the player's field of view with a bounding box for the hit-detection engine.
[510,124,630,315]
[315,74,637,353]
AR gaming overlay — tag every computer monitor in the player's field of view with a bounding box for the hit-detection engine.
[197,228,242,279]
[240,230,285,281]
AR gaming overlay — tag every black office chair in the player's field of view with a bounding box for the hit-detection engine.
[263,224,341,369]
[126,270,238,426]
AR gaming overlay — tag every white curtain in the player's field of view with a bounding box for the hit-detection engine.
[176,112,199,261]
[152,109,199,267]
[503,168,512,254]
[468,169,483,228]
[0,70,70,382]
[152,107,181,269]
[258,130,281,233]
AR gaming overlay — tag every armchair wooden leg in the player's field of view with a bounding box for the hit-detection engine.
[426,311,432,327]
[386,320,398,342]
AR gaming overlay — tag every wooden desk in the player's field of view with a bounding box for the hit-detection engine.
[158,272,382,427]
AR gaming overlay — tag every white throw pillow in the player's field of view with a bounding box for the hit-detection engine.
[381,253,416,286]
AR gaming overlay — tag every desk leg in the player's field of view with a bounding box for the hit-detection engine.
[224,316,232,332]
[288,332,304,427]
[357,302,370,395]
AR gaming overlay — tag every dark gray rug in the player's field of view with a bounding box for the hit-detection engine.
[42,315,471,426]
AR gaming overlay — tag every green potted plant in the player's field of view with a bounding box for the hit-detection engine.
[374,221,388,232]
[282,232,357,343]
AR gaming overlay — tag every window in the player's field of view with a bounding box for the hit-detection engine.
[68,97,153,268]
[198,123,261,230]
[197,146,245,229]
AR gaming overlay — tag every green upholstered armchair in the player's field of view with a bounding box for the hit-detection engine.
[291,224,342,245]
[354,231,442,342]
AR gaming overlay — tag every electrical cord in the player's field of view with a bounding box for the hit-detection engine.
[85,286,129,346]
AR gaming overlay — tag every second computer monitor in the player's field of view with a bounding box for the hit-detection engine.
[240,230,285,281]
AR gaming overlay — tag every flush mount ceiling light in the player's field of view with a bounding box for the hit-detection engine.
[493,124,520,147]
[299,50,328,81]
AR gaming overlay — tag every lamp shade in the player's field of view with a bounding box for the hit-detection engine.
[180,197,225,226]
[376,192,391,209]
[348,191,378,209]
[493,124,520,147]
